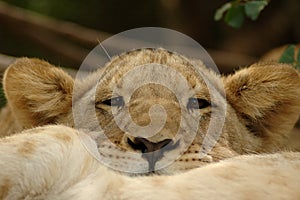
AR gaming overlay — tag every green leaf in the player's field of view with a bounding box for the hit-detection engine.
[279,45,295,64]
[214,2,232,21]
[245,1,268,20]
[224,5,245,28]
[296,48,300,62]
[295,49,300,69]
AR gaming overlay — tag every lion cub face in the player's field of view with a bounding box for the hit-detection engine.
[72,49,229,173]
[4,48,300,174]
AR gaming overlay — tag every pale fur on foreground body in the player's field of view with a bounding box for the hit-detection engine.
[0,48,300,199]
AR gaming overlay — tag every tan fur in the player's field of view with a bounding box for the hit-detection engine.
[0,125,299,199]
[2,58,74,130]
[260,44,300,149]
[0,48,300,199]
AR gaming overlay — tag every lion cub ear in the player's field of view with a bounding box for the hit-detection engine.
[3,58,74,129]
[224,63,300,142]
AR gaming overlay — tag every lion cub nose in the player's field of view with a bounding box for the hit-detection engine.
[128,137,171,153]
[127,137,178,172]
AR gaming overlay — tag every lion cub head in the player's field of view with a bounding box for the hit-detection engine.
[3,48,300,174]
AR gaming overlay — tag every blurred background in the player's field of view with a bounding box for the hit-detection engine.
[1,0,300,69]
[0,0,299,107]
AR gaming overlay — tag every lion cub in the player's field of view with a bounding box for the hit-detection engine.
[0,48,300,199]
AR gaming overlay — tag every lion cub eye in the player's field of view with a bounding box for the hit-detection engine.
[187,98,210,110]
[100,96,125,108]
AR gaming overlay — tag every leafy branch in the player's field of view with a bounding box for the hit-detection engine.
[215,0,269,28]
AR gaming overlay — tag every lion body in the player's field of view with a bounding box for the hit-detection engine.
[0,48,300,199]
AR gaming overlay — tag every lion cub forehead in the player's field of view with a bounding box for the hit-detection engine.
[100,49,217,82]
[101,48,205,78]
[77,48,223,101]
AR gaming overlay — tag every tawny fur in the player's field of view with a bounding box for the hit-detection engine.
[0,48,300,199]
[0,125,300,199]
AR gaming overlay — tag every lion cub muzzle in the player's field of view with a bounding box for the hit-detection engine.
[127,137,179,171]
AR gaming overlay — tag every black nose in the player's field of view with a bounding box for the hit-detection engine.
[127,137,179,172]
[128,137,172,153]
